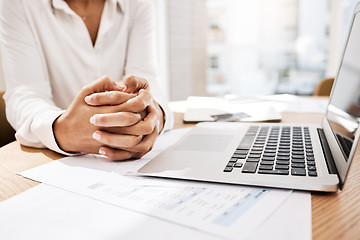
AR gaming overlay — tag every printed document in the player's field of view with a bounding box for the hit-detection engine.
[20,128,291,240]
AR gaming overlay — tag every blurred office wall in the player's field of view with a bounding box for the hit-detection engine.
[158,0,207,101]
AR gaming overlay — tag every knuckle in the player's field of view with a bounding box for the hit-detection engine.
[126,136,141,147]
[141,124,154,135]
[82,85,91,93]
[142,89,151,97]
[138,100,148,111]
[109,92,119,102]
[126,114,139,125]
[102,76,111,84]
[137,144,152,153]
[96,115,107,125]
[120,151,133,160]
[93,93,101,103]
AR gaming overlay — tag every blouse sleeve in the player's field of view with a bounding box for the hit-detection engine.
[0,0,70,155]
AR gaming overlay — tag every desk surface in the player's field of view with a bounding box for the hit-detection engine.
[1,110,360,240]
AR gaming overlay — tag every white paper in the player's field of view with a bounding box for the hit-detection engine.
[256,94,329,113]
[20,156,291,240]
[0,184,222,240]
[251,191,312,240]
[0,184,311,240]
[19,128,292,240]
[184,96,282,122]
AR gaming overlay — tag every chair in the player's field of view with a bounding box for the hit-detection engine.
[313,77,335,96]
[0,91,16,147]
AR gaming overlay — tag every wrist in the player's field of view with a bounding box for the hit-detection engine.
[53,113,78,153]
[153,101,165,133]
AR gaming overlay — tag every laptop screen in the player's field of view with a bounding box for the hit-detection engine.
[326,10,360,182]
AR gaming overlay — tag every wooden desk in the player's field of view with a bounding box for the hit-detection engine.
[1,110,360,240]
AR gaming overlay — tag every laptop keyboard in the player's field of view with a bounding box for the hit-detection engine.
[223,126,318,177]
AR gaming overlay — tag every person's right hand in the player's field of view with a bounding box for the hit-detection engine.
[53,76,143,154]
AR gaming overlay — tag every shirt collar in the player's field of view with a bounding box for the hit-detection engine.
[43,0,125,13]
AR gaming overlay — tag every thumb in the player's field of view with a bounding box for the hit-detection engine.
[122,76,149,94]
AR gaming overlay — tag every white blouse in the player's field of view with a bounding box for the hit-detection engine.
[0,0,173,154]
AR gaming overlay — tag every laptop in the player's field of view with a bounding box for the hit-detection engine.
[139,3,360,192]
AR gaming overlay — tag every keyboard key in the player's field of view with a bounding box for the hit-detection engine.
[253,144,264,148]
[279,143,290,147]
[262,156,275,161]
[277,156,290,161]
[291,168,306,176]
[235,150,249,155]
[258,169,289,175]
[223,167,233,172]
[265,146,277,150]
[229,158,237,163]
[291,158,305,163]
[263,153,276,157]
[292,151,304,155]
[238,135,256,150]
[308,171,318,177]
[250,150,262,155]
[307,166,317,171]
[247,157,260,162]
[276,160,290,165]
[264,149,276,153]
[259,165,273,170]
[234,162,243,168]
[291,163,305,168]
[292,147,304,151]
[226,162,235,167]
[233,154,247,159]
[278,152,290,157]
[307,161,316,166]
[275,165,289,170]
[307,157,315,161]
[279,146,290,151]
[260,161,274,165]
[242,162,258,173]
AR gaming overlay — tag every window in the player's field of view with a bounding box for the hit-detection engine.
[206,0,359,97]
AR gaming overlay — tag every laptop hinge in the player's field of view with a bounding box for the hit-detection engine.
[317,128,343,189]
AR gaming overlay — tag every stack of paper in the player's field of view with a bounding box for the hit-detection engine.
[184,96,282,123]
[0,128,312,240]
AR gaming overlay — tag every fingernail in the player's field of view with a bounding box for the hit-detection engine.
[92,131,101,141]
[99,148,106,155]
[84,96,92,103]
[90,116,97,124]
[117,83,127,91]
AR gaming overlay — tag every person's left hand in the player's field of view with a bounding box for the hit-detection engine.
[85,76,165,160]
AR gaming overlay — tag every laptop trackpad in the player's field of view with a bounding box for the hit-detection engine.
[174,134,233,152]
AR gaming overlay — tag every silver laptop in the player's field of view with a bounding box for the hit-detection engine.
[139,4,360,192]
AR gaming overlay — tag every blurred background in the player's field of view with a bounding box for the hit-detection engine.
[0,0,358,99]
[155,0,359,100]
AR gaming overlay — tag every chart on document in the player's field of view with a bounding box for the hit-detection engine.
[80,180,289,239]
